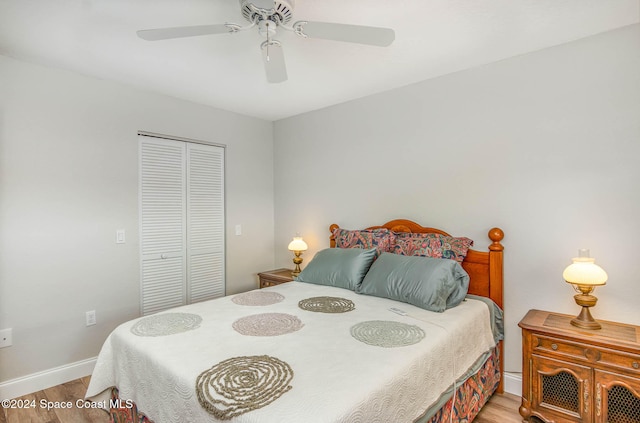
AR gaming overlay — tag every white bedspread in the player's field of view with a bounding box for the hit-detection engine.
[86,282,496,423]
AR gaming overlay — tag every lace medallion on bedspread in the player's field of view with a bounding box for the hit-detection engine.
[130,313,202,337]
[232,313,304,336]
[298,296,355,313]
[231,291,285,306]
[196,355,294,421]
[351,320,426,348]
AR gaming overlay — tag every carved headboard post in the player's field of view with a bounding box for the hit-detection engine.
[488,227,505,394]
[329,224,339,248]
[488,228,505,310]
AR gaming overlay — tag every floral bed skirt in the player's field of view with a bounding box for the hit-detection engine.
[426,346,501,423]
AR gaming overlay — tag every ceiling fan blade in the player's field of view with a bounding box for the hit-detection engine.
[295,21,395,47]
[261,41,287,83]
[137,24,232,41]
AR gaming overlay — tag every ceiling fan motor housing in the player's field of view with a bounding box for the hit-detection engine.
[241,0,294,25]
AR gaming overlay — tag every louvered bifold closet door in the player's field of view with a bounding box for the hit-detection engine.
[140,137,186,315]
[186,143,225,303]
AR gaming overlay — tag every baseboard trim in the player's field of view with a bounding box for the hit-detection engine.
[503,371,522,397]
[0,357,97,400]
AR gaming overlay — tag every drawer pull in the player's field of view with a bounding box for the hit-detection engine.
[551,343,558,350]
[585,348,601,362]
[633,361,639,369]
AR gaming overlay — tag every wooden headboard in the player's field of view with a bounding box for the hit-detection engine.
[329,218,505,392]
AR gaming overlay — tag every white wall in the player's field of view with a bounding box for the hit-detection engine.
[273,24,640,374]
[0,55,275,383]
[2,22,638,393]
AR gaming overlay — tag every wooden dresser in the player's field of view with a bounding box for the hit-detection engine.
[519,309,640,422]
[257,268,294,288]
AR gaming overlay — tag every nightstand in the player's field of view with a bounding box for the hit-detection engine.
[519,309,640,423]
[257,268,294,288]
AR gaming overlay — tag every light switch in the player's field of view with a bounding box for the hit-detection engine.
[116,229,126,244]
[86,310,96,326]
[235,225,242,236]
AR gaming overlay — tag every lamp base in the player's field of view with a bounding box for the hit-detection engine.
[291,252,303,278]
[571,294,601,330]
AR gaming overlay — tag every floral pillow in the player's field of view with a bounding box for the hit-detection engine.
[332,228,395,257]
[392,232,473,263]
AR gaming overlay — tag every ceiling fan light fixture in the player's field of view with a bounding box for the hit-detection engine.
[258,20,278,38]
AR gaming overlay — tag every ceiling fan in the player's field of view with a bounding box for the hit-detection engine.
[137,0,395,83]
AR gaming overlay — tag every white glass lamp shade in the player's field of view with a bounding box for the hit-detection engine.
[287,237,308,252]
[563,249,608,287]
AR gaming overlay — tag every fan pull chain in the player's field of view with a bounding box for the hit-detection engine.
[266,27,271,61]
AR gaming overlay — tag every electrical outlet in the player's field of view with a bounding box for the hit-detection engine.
[86,310,96,326]
[0,328,12,348]
[116,229,126,244]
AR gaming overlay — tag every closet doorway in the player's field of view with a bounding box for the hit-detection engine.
[139,133,225,315]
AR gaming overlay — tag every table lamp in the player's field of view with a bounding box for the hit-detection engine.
[287,236,308,278]
[562,249,608,330]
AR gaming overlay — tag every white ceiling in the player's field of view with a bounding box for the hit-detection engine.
[1,0,638,121]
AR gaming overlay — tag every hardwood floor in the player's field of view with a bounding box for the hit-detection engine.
[1,377,109,423]
[475,392,523,423]
[1,377,523,422]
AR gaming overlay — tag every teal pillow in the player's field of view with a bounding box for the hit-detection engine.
[296,248,377,290]
[356,253,470,312]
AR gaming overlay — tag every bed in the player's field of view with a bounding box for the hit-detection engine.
[86,219,505,423]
